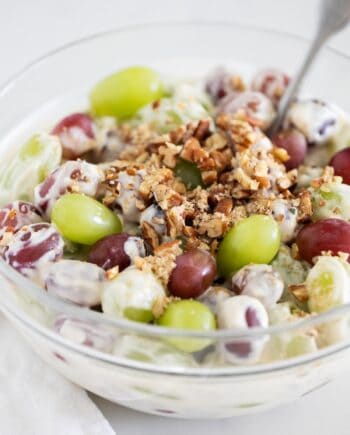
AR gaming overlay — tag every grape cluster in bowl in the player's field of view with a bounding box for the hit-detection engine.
[1,64,350,366]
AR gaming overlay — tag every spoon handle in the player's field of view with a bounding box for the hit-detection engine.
[269,0,350,135]
[269,34,326,135]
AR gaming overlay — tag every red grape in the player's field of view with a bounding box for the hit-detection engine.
[217,91,275,130]
[271,129,307,169]
[205,68,240,103]
[330,148,350,185]
[34,160,101,217]
[54,315,115,352]
[46,259,105,307]
[251,69,290,106]
[0,201,42,239]
[296,218,350,264]
[168,249,216,298]
[52,113,95,159]
[87,233,145,271]
[3,223,64,277]
[217,295,268,363]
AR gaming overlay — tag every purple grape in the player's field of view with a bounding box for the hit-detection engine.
[88,233,145,271]
[271,129,307,170]
[217,295,269,364]
[54,315,115,352]
[51,113,95,159]
[168,249,217,298]
[0,201,42,239]
[45,259,105,306]
[205,68,241,103]
[217,91,275,130]
[34,160,101,217]
[3,223,64,277]
[251,69,290,106]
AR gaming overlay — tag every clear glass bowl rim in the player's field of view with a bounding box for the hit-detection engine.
[1,21,350,376]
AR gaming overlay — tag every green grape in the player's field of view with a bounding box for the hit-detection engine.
[306,256,350,313]
[312,182,350,221]
[113,335,196,367]
[286,335,317,358]
[102,267,166,324]
[123,307,154,323]
[52,193,122,245]
[90,66,164,119]
[326,119,350,155]
[157,300,216,353]
[217,215,281,278]
[0,133,61,206]
[174,158,203,190]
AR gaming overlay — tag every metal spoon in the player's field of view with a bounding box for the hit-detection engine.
[269,0,350,135]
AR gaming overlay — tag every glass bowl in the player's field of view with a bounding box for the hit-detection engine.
[1,22,350,419]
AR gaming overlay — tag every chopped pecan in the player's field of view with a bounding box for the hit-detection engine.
[205,132,228,152]
[289,284,309,303]
[271,147,290,163]
[193,119,211,141]
[180,137,208,163]
[216,115,257,150]
[297,190,313,222]
[202,170,217,185]
[142,221,160,250]
[214,198,233,215]
[135,240,182,287]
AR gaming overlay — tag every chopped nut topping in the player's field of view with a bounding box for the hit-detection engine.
[134,240,182,287]
[105,266,119,280]
[289,284,309,302]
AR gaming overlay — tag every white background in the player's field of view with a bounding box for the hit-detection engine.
[1,0,350,433]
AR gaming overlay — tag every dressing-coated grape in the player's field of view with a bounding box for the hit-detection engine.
[52,113,95,159]
[88,233,145,271]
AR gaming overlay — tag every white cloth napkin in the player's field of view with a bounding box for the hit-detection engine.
[0,314,116,435]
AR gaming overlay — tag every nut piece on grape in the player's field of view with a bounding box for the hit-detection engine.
[54,315,115,353]
[34,160,102,217]
[251,69,290,106]
[217,91,276,130]
[311,182,350,222]
[3,223,64,279]
[0,201,42,241]
[271,129,307,170]
[197,286,232,314]
[102,267,166,323]
[217,295,269,364]
[286,99,341,144]
[231,264,284,309]
[51,113,96,159]
[114,169,146,223]
[140,205,166,236]
[45,259,105,307]
[93,116,125,162]
[88,233,145,271]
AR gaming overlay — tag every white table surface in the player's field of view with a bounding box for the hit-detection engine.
[1,0,350,433]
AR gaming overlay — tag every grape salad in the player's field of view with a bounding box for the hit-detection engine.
[1,65,350,366]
